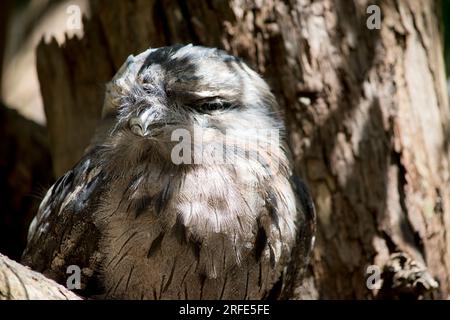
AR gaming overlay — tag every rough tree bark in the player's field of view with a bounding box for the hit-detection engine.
[0,254,80,300]
[21,0,450,299]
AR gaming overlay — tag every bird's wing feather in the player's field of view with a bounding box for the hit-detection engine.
[292,176,316,250]
[22,147,106,294]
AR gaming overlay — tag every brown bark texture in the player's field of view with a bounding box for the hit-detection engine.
[30,0,450,299]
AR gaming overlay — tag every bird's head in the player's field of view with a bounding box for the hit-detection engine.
[101,44,288,176]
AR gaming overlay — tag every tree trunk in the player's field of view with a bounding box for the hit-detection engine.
[33,0,450,299]
[0,105,53,261]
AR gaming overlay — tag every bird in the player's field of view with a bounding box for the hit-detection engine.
[22,44,316,300]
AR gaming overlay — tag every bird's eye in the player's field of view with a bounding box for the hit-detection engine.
[194,98,234,113]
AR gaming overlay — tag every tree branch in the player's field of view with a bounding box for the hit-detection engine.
[0,253,81,300]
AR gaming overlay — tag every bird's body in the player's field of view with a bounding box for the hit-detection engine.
[22,45,315,299]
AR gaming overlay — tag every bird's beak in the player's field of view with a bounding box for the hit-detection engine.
[129,108,165,137]
[129,117,146,137]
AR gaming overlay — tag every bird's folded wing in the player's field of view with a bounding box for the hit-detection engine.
[22,147,106,295]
